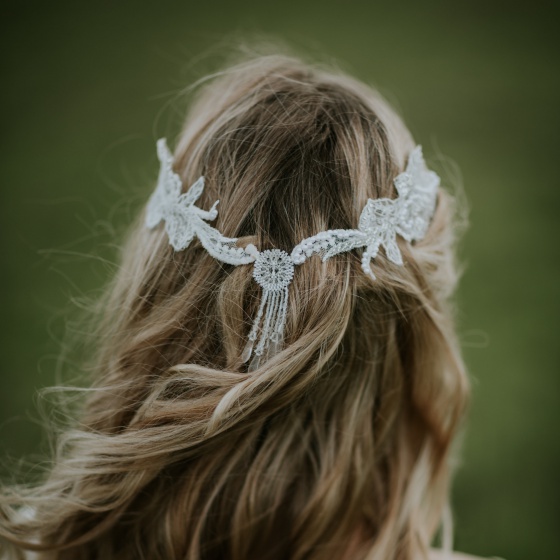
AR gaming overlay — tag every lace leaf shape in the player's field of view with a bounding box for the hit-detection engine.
[393,146,440,242]
[179,175,205,208]
[164,210,195,252]
[197,222,256,266]
[145,138,258,263]
[145,138,182,228]
[291,230,368,264]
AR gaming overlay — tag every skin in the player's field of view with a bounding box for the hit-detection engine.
[430,551,486,560]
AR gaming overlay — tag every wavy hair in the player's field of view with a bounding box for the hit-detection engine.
[0,50,469,560]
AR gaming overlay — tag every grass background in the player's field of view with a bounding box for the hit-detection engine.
[1,1,558,558]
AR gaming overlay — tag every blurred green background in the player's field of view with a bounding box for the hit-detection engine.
[1,1,558,558]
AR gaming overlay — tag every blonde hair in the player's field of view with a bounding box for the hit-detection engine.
[0,51,469,560]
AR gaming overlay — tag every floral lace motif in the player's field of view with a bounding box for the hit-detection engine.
[241,250,294,367]
[145,140,439,368]
[291,146,439,279]
[146,139,255,265]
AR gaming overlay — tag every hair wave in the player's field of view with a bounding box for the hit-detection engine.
[0,50,469,560]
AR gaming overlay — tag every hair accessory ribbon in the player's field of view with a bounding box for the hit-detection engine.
[145,139,439,369]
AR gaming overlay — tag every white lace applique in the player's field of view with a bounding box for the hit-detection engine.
[145,139,439,367]
[241,248,294,369]
[291,146,439,279]
[145,138,256,265]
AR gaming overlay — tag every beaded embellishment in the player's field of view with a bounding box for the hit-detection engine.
[241,249,295,363]
[145,139,439,369]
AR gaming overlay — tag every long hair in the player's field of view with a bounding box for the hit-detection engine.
[0,51,469,560]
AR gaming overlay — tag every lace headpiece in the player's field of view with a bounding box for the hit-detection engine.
[145,138,439,369]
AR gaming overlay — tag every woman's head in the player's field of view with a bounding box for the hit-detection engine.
[0,52,469,560]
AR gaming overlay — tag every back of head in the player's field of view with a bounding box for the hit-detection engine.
[0,52,469,560]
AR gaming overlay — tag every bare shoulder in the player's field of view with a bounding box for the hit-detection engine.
[430,550,499,560]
